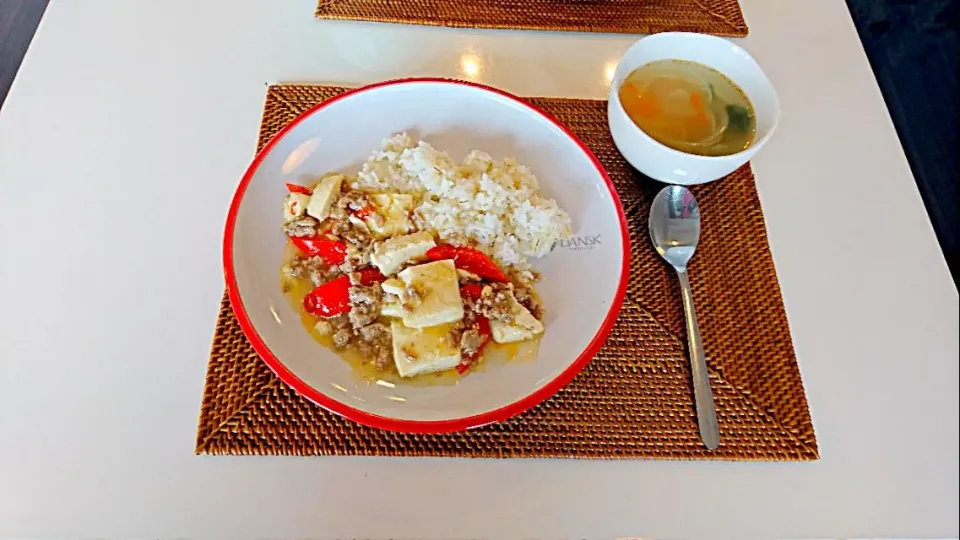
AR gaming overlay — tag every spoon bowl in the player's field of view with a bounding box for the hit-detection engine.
[649,186,701,269]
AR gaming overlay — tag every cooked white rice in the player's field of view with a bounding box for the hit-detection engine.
[351,133,573,269]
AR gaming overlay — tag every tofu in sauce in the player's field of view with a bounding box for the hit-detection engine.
[489,290,544,344]
[281,171,550,384]
[396,260,464,328]
[370,231,436,276]
[305,173,343,221]
[391,320,462,378]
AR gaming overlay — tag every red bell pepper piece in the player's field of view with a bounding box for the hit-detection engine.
[459,283,483,301]
[474,314,491,356]
[457,314,491,374]
[302,268,386,318]
[352,206,374,221]
[355,267,387,286]
[290,236,347,265]
[303,276,351,317]
[286,183,313,195]
[426,245,509,283]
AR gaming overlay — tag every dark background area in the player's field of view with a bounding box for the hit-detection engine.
[1,0,957,284]
[846,0,959,284]
[0,0,46,110]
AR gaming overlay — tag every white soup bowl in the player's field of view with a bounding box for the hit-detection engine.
[607,32,781,185]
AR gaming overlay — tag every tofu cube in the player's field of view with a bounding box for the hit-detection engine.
[282,193,310,222]
[379,279,405,317]
[380,279,405,296]
[305,174,343,220]
[397,260,464,328]
[370,231,436,276]
[391,320,462,377]
[489,291,545,344]
[380,302,404,318]
[366,193,414,238]
[347,215,368,229]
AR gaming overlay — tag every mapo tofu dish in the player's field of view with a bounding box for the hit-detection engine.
[280,135,572,381]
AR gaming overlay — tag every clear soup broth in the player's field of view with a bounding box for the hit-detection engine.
[618,59,757,157]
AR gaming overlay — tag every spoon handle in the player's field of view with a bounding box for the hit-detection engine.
[677,269,720,450]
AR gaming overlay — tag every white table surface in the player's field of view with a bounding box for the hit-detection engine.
[1,0,957,538]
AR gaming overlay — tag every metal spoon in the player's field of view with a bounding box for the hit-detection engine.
[649,186,719,450]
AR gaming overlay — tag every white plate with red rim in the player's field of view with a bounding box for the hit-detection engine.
[224,78,629,432]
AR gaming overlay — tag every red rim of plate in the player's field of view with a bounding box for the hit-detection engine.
[223,77,630,433]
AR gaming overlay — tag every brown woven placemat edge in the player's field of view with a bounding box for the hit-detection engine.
[314,0,749,37]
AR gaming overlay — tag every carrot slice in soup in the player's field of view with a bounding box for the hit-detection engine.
[689,92,709,126]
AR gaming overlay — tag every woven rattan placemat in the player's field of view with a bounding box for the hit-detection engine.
[196,84,816,460]
[315,0,748,36]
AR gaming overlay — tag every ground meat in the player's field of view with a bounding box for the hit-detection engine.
[509,270,543,320]
[352,242,373,265]
[349,301,380,328]
[332,328,353,349]
[341,228,371,249]
[328,314,352,329]
[347,276,383,329]
[476,283,515,322]
[357,323,392,370]
[358,322,388,342]
[461,291,479,314]
[286,256,339,287]
[518,269,541,283]
[373,346,391,369]
[283,217,319,237]
[349,303,379,329]
[331,219,351,236]
[463,308,477,327]
[447,320,466,343]
[511,283,531,304]
[326,192,374,249]
[351,323,393,369]
[313,269,335,287]
[340,243,373,273]
[460,328,484,358]
[330,191,370,222]
[512,282,543,320]
[354,339,375,358]
[326,315,354,349]
[521,295,543,320]
[315,320,333,336]
[339,191,370,211]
